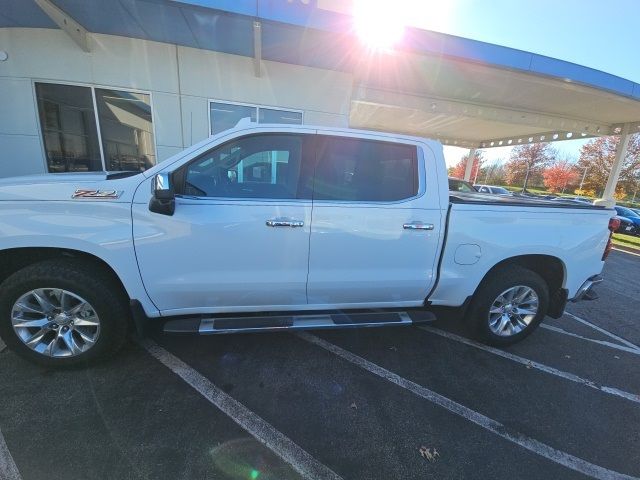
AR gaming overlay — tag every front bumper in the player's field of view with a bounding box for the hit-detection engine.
[570,275,603,302]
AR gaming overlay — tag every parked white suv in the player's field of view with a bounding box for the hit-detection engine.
[0,123,614,366]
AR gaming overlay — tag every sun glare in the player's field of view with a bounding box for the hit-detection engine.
[353,0,451,50]
[354,0,407,50]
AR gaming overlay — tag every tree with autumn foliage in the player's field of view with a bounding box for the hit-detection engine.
[449,151,484,181]
[477,162,506,186]
[543,160,579,193]
[504,143,556,191]
[576,134,640,196]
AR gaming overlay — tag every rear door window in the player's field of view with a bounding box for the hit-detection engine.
[313,136,418,202]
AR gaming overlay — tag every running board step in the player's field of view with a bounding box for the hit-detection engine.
[162,310,435,334]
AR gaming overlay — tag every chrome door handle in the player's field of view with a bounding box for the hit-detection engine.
[266,219,304,228]
[403,222,434,230]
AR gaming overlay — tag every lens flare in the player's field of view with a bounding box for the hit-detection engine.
[354,0,406,50]
[209,438,300,480]
[353,0,452,51]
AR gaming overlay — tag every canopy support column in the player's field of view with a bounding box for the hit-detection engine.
[594,124,632,207]
[463,148,476,182]
[34,0,90,52]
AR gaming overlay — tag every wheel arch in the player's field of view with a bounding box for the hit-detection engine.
[477,254,567,318]
[0,247,130,303]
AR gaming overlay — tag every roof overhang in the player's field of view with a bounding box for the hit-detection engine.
[3,0,640,147]
[348,52,640,148]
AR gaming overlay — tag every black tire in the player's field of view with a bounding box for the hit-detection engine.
[0,258,130,367]
[466,264,549,346]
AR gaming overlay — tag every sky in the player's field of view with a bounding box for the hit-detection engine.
[392,0,640,168]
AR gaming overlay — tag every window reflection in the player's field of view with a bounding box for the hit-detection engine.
[314,137,418,202]
[185,134,302,199]
[209,101,303,135]
[95,89,156,171]
[210,102,257,135]
[36,82,156,173]
[258,108,303,125]
[36,83,102,172]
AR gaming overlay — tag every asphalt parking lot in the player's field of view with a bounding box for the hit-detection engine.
[1,249,639,480]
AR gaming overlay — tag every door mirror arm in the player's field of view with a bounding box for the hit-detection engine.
[149,172,175,215]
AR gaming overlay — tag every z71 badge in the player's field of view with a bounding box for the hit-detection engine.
[72,189,122,199]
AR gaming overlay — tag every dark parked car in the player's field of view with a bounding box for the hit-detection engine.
[474,184,512,195]
[614,215,637,235]
[552,197,591,205]
[614,206,640,236]
[448,177,477,193]
[563,196,593,204]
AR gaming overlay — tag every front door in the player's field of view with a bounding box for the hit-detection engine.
[133,132,315,315]
[306,135,442,307]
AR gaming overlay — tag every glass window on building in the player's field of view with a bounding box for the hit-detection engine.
[210,102,257,135]
[209,101,303,135]
[35,82,156,173]
[35,83,103,173]
[258,108,303,125]
[95,89,156,171]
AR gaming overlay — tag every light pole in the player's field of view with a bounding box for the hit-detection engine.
[522,164,530,193]
[579,166,588,191]
[483,164,491,184]
[473,161,481,184]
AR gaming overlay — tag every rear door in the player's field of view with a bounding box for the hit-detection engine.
[306,134,442,307]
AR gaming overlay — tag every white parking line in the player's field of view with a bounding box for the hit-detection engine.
[298,332,639,480]
[416,325,640,404]
[613,247,640,258]
[540,324,640,356]
[0,427,21,480]
[139,339,343,480]
[564,311,640,352]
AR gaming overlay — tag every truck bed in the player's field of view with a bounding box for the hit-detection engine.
[449,192,607,210]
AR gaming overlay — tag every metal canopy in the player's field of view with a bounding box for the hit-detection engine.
[349,54,640,148]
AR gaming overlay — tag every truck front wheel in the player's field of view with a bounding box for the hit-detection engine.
[0,259,129,367]
[467,265,549,346]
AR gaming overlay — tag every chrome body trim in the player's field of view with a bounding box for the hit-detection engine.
[164,310,433,334]
[571,275,603,302]
[266,218,304,228]
[72,189,122,199]
[403,222,434,230]
[151,172,171,195]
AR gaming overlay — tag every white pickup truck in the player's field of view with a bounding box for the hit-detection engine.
[0,123,615,366]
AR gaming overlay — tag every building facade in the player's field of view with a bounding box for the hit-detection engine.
[2,0,639,192]
[0,27,351,178]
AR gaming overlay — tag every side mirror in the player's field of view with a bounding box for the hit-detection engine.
[149,172,175,215]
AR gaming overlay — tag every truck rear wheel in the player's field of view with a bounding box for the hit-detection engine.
[466,264,549,346]
[0,259,129,367]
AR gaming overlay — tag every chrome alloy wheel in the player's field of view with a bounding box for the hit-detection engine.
[488,285,539,337]
[11,288,101,357]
